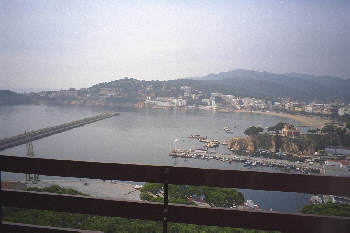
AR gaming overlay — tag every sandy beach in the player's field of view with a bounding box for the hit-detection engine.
[26,180,141,201]
[236,110,327,128]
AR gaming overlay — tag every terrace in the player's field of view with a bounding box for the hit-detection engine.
[1,154,350,233]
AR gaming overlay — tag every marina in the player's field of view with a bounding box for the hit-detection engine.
[169,150,321,174]
[170,134,323,174]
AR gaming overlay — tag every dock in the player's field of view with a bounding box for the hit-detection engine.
[0,112,119,151]
[169,149,322,174]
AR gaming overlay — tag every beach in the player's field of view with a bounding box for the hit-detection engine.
[236,110,327,128]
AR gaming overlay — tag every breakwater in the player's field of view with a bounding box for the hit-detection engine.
[0,112,119,151]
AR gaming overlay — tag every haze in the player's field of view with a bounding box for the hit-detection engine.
[1,0,350,91]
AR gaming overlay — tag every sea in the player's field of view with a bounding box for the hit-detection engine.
[0,104,313,213]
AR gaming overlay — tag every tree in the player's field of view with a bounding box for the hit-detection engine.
[321,124,337,134]
[3,184,275,233]
[307,128,320,134]
[244,126,264,136]
[346,122,350,130]
[267,122,287,133]
[301,203,350,217]
[204,188,244,208]
[140,184,245,208]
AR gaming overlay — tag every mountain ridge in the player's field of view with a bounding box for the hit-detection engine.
[184,69,350,100]
[187,69,349,81]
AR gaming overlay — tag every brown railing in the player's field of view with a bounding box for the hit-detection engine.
[1,155,350,233]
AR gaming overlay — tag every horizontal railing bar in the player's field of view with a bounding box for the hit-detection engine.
[1,221,103,233]
[168,203,350,233]
[2,189,350,233]
[1,155,350,195]
[1,155,165,183]
[170,166,350,196]
[2,189,163,222]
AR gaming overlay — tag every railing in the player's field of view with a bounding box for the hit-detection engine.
[1,155,350,233]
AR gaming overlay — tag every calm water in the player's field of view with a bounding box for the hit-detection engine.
[0,104,311,213]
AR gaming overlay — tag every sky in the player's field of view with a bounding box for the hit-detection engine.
[1,0,350,91]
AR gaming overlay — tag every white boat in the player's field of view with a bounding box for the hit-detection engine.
[224,126,233,133]
[244,200,260,209]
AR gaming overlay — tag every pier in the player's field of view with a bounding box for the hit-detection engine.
[0,112,119,151]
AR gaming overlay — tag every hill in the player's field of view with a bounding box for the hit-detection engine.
[185,69,350,101]
[0,90,32,105]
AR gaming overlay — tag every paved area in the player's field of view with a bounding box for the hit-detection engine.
[26,179,141,201]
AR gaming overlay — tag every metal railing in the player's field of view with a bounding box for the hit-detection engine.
[1,155,350,233]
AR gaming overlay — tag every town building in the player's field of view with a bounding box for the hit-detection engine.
[98,88,117,97]
[281,124,300,137]
[181,86,192,97]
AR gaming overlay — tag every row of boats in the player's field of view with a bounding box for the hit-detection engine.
[224,126,233,134]
[169,150,321,174]
[189,134,231,148]
[174,133,321,174]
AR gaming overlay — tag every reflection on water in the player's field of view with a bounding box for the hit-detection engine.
[1,105,311,212]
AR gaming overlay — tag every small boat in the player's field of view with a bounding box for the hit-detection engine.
[244,200,260,209]
[224,126,233,133]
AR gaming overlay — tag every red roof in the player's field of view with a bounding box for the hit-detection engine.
[339,160,350,166]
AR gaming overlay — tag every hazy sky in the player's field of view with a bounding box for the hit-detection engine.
[1,0,350,90]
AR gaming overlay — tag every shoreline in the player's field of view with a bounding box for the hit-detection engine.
[144,105,328,129]
[146,105,328,129]
[235,110,327,128]
[4,103,328,129]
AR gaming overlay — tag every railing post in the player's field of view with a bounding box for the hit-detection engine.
[0,170,2,224]
[163,167,169,233]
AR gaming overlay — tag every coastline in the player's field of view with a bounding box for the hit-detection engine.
[144,105,328,129]
[235,110,327,128]
[5,103,328,129]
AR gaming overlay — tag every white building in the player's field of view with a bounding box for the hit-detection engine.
[305,105,313,113]
[181,86,192,97]
[211,92,222,98]
[174,99,187,107]
[202,99,210,106]
[338,107,350,116]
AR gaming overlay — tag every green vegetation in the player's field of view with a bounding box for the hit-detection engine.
[186,69,350,101]
[338,114,350,130]
[321,124,350,147]
[300,203,350,217]
[244,126,264,136]
[307,128,320,134]
[237,122,350,155]
[140,183,245,208]
[27,185,89,196]
[0,90,31,105]
[3,184,278,232]
[3,208,277,233]
[267,122,287,133]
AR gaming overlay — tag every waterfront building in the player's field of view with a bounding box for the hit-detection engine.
[305,105,313,113]
[174,99,187,107]
[281,124,300,137]
[181,86,192,97]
